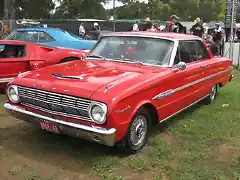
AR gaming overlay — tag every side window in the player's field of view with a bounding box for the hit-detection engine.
[196,40,210,59]
[174,41,193,64]
[0,45,26,58]
[184,41,198,61]
[38,32,55,43]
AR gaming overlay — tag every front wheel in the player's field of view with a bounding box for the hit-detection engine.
[203,84,218,105]
[121,108,151,154]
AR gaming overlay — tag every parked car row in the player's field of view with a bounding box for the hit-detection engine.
[0,27,96,88]
[2,31,233,153]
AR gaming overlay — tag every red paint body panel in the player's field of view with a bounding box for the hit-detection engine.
[0,40,89,87]
[5,33,233,143]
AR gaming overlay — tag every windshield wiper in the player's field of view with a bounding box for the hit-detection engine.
[112,58,144,66]
[86,55,106,60]
[131,60,144,66]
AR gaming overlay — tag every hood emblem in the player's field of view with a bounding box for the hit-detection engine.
[116,105,131,113]
[51,73,84,80]
[104,85,116,93]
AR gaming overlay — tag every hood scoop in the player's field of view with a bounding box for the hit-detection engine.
[51,73,84,80]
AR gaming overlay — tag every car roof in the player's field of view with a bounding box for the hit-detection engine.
[104,31,202,41]
[16,27,63,32]
[15,27,80,41]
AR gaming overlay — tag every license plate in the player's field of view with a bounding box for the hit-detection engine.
[40,120,59,134]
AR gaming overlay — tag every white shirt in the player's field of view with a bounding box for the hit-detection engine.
[133,23,139,31]
[146,27,157,32]
[79,25,85,34]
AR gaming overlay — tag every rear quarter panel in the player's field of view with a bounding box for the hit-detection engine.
[202,56,232,86]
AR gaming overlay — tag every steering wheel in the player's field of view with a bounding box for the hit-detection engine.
[18,50,24,57]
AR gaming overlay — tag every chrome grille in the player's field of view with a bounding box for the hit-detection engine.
[18,86,92,121]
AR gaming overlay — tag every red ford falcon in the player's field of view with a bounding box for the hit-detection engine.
[4,32,233,153]
[0,40,89,88]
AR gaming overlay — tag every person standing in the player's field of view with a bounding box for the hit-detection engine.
[205,35,218,56]
[90,22,101,40]
[145,21,157,32]
[93,22,101,31]
[78,22,85,38]
[132,20,140,31]
[190,18,204,38]
[213,23,224,55]
[165,15,185,33]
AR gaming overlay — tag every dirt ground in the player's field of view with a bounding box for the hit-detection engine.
[1,71,240,180]
[0,91,104,180]
[0,91,154,180]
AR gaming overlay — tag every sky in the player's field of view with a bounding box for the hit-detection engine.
[103,0,148,9]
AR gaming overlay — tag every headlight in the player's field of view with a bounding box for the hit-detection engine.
[89,102,107,124]
[7,85,20,103]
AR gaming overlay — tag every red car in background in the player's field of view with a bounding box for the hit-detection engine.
[0,40,89,88]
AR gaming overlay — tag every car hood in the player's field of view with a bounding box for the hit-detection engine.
[14,60,163,99]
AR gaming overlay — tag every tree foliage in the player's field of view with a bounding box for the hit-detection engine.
[1,0,226,22]
[53,0,108,19]
[17,0,55,19]
[114,0,226,21]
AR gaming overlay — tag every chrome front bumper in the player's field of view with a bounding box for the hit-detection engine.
[4,103,116,146]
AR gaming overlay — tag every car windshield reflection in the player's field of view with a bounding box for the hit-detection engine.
[87,36,174,66]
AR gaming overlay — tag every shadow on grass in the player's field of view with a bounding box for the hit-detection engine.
[153,102,203,133]
[0,122,128,173]
[0,99,205,174]
[0,88,5,94]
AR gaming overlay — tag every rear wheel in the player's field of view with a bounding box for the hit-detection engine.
[121,108,151,154]
[59,57,79,63]
[203,84,218,105]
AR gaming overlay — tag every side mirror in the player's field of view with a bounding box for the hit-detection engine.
[176,62,186,71]
[81,52,86,59]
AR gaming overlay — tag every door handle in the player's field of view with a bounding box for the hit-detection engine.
[200,64,207,68]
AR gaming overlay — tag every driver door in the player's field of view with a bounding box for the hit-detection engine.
[156,40,206,120]
[0,44,29,84]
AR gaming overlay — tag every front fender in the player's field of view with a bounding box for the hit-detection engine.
[108,98,153,142]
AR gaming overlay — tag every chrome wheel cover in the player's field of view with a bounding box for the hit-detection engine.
[210,85,217,101]
[129,115,147,146]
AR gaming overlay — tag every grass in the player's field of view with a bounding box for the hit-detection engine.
[1,70,240,180]
[86,70,240,179]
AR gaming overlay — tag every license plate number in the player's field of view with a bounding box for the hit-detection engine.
[40,120,59,134]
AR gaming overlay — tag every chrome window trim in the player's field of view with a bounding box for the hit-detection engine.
[169,40,179,67]
[153,66,233,100]
[88,35,178,68]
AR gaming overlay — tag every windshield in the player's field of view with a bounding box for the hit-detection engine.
[88,36,174,66]
[5,30,56,43]
[6,31,37,42]
[6,29,80,42]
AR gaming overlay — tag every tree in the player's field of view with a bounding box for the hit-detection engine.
[53,0,108,19]
[1,0,55,19]
[0,1,3,18]
[16,0,55,19]
[112,1,148,19]
[3,0,16,19]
